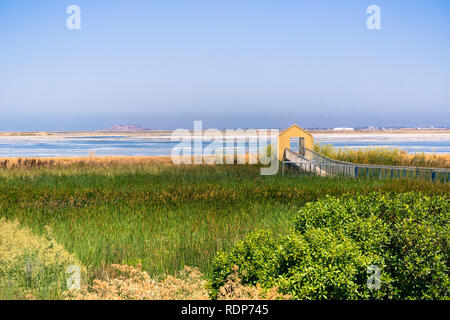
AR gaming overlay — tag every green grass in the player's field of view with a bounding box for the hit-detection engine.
[0,163,448,279]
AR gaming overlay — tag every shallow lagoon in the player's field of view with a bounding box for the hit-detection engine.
[0,132,448,157]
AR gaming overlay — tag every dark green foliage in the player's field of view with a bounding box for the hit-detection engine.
[211,192,449,299]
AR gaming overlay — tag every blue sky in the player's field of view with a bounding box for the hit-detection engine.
[0,0,449,130]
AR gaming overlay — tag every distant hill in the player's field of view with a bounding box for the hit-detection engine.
[100,124,150,132]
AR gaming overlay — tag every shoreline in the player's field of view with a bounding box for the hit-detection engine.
[1,129,450,137]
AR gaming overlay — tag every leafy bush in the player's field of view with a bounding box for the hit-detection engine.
[211,192,449,299]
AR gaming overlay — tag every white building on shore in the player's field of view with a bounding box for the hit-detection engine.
[332,127,355,131]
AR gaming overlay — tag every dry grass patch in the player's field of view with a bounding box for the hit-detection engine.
[0,156,174,169]
[66,264,289,300]
[0,219,83,299]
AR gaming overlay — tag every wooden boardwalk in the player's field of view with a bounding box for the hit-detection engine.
[282,148,450,183]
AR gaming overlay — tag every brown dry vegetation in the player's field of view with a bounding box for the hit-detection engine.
[65,264,288,300]
[403,153,450,168]
[0,154,264,169]
[65,265,210,300]
[0,156,174,169]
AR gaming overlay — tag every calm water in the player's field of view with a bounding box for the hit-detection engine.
[0,135,269,157]
[0,133,448,157]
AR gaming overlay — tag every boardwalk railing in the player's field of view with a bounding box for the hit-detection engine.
[282,147,450,183]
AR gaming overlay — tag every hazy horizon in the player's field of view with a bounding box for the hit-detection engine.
[1,0,449,131]
[1,112,449,132]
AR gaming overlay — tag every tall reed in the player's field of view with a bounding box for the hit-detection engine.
[314,144,449,168]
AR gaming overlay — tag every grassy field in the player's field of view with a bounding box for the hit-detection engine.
[0,159,448,284]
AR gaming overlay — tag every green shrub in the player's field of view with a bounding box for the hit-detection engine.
[211,192,449,299]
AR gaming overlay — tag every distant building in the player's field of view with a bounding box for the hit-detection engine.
[101,124,150,132]
[333,127,355,131]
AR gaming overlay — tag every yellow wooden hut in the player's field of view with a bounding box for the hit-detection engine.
[278,124,314,159]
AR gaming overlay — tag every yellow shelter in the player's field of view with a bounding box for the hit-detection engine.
[278,124,314,159]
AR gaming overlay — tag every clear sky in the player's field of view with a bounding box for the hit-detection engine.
[1,0,449,130]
